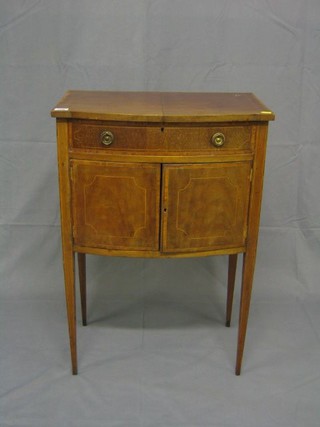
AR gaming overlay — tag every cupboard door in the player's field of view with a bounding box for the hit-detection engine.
[162,162,252,252]
[72,160,161,250]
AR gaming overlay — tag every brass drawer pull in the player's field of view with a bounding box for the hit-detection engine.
[211,132,225,147]
[100,130,114,146]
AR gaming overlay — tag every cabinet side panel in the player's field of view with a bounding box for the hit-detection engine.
[57,119,73,250]
[56,119,77,374]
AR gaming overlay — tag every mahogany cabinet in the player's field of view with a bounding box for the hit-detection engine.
[51,91,274,375]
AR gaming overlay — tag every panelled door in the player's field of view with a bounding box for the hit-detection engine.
[71,160,161,250]
[161,162,252,252]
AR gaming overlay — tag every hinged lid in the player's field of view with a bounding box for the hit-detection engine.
[51,91,275,123]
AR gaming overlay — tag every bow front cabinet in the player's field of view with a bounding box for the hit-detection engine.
[51,91,274,375]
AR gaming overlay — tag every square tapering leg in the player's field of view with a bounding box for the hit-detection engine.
[226,254,238,327]
[78,253,87,326]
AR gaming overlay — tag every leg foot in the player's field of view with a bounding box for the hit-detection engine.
[63,249,77,375]
[235,250,256,375]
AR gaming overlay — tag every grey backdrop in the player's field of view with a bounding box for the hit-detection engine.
[1,1,320,426]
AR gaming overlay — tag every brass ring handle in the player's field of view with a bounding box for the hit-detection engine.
[100,130,114,146]
[211,132,225,147]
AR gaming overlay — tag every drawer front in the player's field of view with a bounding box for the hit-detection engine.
[163,126,253,152]
[71,121,253,154]
[72,122,163,151]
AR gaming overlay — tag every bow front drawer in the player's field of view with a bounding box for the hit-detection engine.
[71,121,253,154]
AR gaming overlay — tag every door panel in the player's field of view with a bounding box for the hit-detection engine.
[72,160,161,250]
[162,162,251,252]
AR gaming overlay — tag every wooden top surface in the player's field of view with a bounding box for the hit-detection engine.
[51,91,275,122]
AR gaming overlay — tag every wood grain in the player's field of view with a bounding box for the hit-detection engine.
[53,91,274,375]
[71,121,253,154]
[73,245,245,258]
[69,149,253,164]
[161,92,274,122]
[71,160,161,251]
[72,121,163,150]
[226,254,238,327]
[235,123,269,375]
[77,253,87,326]
[51,91,275,122]
[161,162,252,252]
[56,119,77,375]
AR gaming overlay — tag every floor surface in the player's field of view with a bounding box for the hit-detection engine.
[1,258,320,427]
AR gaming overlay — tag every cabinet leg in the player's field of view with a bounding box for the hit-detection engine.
[78,253,87,326]
[226,254,238,327]
[235,250,256,375]
[62,249,77,375]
